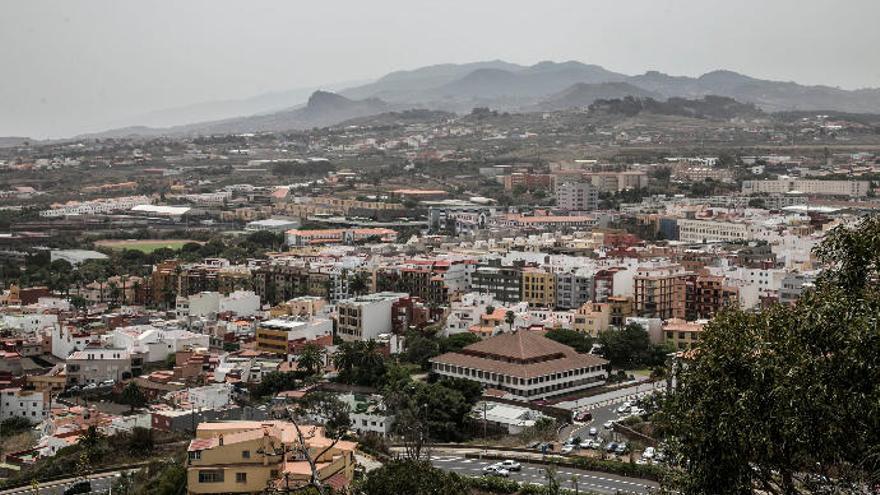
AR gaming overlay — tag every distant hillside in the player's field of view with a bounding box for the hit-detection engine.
[341,60,524,101]
[588,95,765,120]
[77,91,395,139]
[80,60,880,138]
[0,137,32,148]
[538,82,660,111]
[335,109,456,128]
[340,61,880,114]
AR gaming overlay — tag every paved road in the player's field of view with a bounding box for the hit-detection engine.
[556,381,666,411]
[0,470,132,495]
[430,454,658,494]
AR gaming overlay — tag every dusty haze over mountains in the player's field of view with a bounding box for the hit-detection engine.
[2,0,880,138]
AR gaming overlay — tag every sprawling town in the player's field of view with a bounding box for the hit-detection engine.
[3,2,880,493]
[1,100,879,495]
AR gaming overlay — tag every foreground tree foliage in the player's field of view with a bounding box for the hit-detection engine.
[658,217,880,494]
[356,460,469,495]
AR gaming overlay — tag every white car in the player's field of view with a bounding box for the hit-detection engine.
[603,420,615,429]
[616,404,631,414]
[588,427,598,436]
[561,444,575,454]
[482,465,510,477]
[642,447,656,459]
[580,439,599,449]
[497,460,521,472]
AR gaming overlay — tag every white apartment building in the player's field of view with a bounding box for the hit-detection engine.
[0,388,48,422]
[51,326,98,359]
[677,218,753,243]
[335,292,407,342]
[1,313,58,333]
[556,181,599,211]
[742,179,869,198]
[65,349,133,385]
[40,195,151,217]
[111,326,209,363]
[177,290,261,319]
[339,393,394,437]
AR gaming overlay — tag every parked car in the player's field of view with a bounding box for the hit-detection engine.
[588,427,598,436]
[82,383,98,391]
[603,420,614,429]
[580,439,600,449]
[615,443,628,455]
[616,402,632,414]
[497,460,521,472]
[605,442,618,453]
[482,465,510,477]
[574,410,592,422]
[642,447,656,459]
[561,444,575,454]
[99,379,115,388]
[64,481,91,495]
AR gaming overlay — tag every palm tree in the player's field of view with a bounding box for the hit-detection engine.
[505,310,516,332]
[332,342,357,380]
[297,344,324,377]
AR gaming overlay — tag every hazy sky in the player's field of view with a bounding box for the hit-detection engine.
[2,0,879,138]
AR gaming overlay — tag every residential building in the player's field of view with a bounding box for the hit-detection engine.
[470,261,523,304]
[521,268,556,308]
[503,173,556,192]
[582,171,648,192]
[341,393,394,437]
[0,388,48,422]
[335,292,407,342]
[430,331,608,400]
[65,349,135,385]
[742,179,869,197]
[677,218,752,243]
[186,421,357,494]
[633,266,689,319]
[555,181,598,211]
[572,302,611,337]
[255,317,333,354]
[268,297,327,318]
[555,270,594,310]
[663,319,705,350]
[285,228,397,247]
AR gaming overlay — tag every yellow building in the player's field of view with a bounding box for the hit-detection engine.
[573,302,611,337]
[187,421,356,495]
[607,296,634,327]
[268,296,327,318]
[663,318,705,350]
[521,268,556,307]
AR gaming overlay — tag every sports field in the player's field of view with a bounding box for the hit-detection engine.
[95,239,202,253]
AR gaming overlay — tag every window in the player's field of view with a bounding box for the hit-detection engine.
[189,451,201,461]
[241,450,250,459]
[198,470,224,483]
[235,473,247,483]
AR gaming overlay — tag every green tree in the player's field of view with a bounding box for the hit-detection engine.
[358,460,468,495]
[437,332,480,354]
[296,343,325,377]
[658,216,880,494]
[404,332,440,370]
[120,382,146,413]
[597,323,663,369]
[544,328,593,353]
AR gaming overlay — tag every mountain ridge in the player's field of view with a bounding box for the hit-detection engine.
[66,60,880,139]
